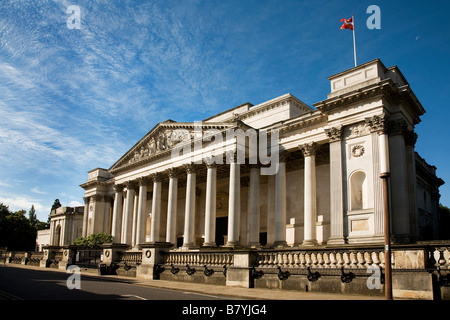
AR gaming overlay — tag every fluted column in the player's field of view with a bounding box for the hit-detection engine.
[122,182,136,245]
[226,158,240,247]
[203,163,217,247]
[325,126,346,244]
[111,186,123,242]
[166,168,179,245]
[183,164,197,248]
[248,165,261,247]
[136,177,149,246]
[300,142,318,246]
[274,152,287,247]
[149,173,162,243]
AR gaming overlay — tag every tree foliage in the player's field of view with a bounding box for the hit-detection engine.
[72,232,113,248]
[0,203,41,251]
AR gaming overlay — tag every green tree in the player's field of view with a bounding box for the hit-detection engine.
[28,205,37,228]
[73,232,113,248]
[0,204,36,250]
[0,202,51,250]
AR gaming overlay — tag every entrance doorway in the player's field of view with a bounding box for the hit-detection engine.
[215,217,228,246]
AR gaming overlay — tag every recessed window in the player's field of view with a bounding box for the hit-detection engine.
[350,171,367,210]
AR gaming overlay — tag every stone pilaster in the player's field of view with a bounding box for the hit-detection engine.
[325,126,346,245]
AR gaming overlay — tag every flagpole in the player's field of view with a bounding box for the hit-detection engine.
[352,14,357,67]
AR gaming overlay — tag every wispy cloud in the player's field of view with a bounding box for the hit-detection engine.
[31,187,48,195]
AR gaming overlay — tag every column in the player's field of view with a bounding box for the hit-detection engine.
[300,142,318,246]
[226,158,240,247]
[122,182,136,245]
[405,130,418,237]
[183,164,197,248]
[149,173,162,243]
[131,192,139,246]
[248,165,261,247]
[102,196,112,234]
[325,126,346,244]
[136,177,149,246]
[166,168,179,245]
[274,152,287,247]
[82,196,90,237]
[111,185,123,243]
[203,163,217,247]
[389,118,410,241]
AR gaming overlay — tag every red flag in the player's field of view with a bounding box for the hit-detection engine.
[340,17,354,30]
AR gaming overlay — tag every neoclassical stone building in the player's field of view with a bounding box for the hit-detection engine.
[80,59,444,250]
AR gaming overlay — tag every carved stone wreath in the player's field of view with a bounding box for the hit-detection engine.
[351,145,365,158]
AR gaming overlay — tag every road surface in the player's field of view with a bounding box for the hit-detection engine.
[0,265,229,300]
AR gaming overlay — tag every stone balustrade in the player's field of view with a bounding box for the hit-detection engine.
[256,247,386,270]
[117,251,142,265]
[161,251,234,267]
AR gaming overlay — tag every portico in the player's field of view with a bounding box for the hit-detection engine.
[80,59,443,253]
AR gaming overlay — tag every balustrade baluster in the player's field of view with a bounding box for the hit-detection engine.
[357,251,365,268]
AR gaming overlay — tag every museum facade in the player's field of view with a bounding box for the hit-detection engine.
[80,59,443,250]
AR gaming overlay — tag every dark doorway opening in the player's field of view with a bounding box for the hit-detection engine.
[215,216,228,246]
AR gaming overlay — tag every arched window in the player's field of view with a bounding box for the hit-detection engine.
[350,171,367,210]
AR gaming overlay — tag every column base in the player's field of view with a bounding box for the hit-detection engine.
[272,241,288,248]
[202,242,217,248]
[326,237,346,245]
[181,243,199,250]
[224,241,242,249]
[247,242,262,249]
[301,239,318,246]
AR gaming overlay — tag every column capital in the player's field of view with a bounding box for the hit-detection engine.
[299,142,318,157]
[138,176,151,186]
[113,184,123,192]
[92,194,103,202]
[150,172,163,183]
[404,130,418,147]
[165,167,180,178]
[365,113,390,134]
[183,163,199,174]
[124,180,137,190]
[205,161,218,169]
[388,118,408,137]
[324,126,343,142]
[278,149,288,163]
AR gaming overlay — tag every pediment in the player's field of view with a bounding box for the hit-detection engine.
[109,120,237,173]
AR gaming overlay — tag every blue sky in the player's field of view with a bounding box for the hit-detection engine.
[0,0,449,222]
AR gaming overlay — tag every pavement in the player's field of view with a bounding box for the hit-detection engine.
[3,263,386,300]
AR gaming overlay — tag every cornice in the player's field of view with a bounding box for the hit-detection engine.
[276,112,328,137]
[313,78,425,125]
